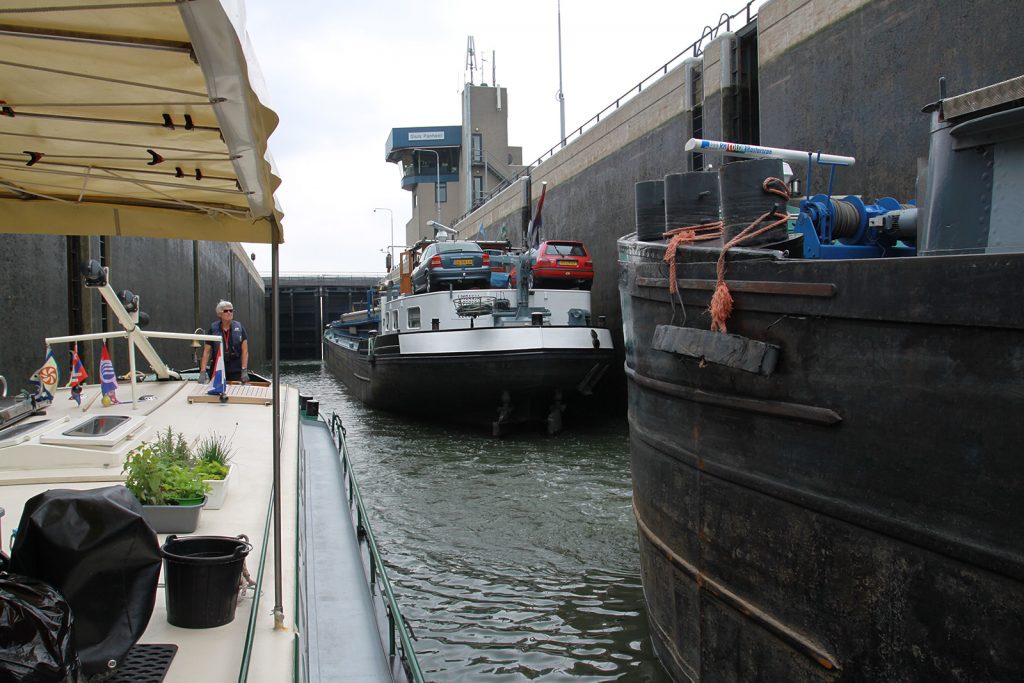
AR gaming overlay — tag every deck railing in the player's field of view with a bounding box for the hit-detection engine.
[329,412,424,683]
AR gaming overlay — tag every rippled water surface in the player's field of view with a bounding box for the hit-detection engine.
[282,361,670,682]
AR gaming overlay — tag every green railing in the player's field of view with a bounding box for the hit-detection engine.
[328,412,424,683]
[237,469,275,682]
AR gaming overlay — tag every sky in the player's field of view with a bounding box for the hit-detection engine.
[240,0,764,275]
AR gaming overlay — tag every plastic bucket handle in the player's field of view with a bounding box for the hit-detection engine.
[161,535,252,564]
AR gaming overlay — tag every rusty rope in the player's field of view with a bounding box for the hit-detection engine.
[661,221,724,294]
[709,177,790,333]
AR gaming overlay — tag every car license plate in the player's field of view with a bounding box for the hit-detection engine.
[453,259,473,266]
[558,259,577,266]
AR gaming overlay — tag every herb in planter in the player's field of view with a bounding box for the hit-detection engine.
[153,426,194,466]
[122,431,211,505]
[194,431,234,480]
[194,459,229,481]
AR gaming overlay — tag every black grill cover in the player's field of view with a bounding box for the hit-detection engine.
[0,573,84,682]
[9,486,160,676]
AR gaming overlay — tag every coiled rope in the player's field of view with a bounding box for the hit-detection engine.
[661,221,724,294]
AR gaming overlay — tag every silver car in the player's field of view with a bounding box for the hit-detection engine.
[411,241,491,293]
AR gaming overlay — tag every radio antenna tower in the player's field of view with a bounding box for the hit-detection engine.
[465,36,477,85]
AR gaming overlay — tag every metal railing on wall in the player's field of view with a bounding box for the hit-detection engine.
[453,0,758,229]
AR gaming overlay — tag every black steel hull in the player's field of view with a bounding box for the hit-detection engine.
[323,330,615,426]
[618,237,1024,681]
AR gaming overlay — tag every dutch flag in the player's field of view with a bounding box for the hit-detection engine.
[207,343,226,395]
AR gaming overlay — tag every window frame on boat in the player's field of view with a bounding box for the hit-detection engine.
[407,307,421,329]
[40,413,147,447]
[0,419,54,448]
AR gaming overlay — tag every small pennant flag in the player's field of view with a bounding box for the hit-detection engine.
[207,343,226,395]
[67,344,88,406]
[67,344,88,387]
[99,344,119,405]
[32,347,60,399]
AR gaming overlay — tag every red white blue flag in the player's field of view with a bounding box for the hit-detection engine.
[67,344,88,405]
[207,343,226,395]
[99,344,119,404]
[67,344,88,387]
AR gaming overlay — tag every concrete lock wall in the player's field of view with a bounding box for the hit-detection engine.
[448,0,1022,406]
[462,176,530,245]
[757,0,1024,200]
[0,235,71,395]
[0,236,265,390]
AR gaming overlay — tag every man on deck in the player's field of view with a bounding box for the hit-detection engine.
[199,300,250,383]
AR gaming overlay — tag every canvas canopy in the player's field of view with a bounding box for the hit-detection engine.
[0,0,283,243]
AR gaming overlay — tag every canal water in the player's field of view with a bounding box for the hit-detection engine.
[281,361,670,682]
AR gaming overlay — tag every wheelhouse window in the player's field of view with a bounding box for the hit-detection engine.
[408,307,421,329]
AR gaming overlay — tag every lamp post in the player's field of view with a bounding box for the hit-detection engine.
[411,147,442,227]
[373,207,393,270]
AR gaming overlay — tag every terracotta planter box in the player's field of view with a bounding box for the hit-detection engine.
[142,499,205,534]
[203,466,232,510]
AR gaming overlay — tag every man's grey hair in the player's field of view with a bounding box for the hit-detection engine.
[216,300,233,313]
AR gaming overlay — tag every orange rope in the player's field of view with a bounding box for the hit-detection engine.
[709,177,790,333]
[661,221,723,293]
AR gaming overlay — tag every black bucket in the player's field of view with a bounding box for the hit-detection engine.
[664,171,721,230]
[719,158,787,245]
[160,535,251,629]
[635,179,665,241]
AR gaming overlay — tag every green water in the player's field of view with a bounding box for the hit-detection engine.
[282,361,670,682]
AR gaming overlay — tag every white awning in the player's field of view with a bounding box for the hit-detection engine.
[0,0,283,243]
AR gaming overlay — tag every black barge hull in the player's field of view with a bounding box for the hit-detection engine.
[618,237,1024,681]
[323,329,615,427]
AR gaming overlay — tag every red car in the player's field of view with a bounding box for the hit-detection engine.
[511,240,594,290]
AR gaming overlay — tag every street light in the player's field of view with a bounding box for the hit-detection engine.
[411,147,442,227]
[373,207,393,271]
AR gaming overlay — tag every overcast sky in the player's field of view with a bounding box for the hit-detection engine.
[241,0,764,274]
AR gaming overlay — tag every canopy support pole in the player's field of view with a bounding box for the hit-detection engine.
[271,220,284,631]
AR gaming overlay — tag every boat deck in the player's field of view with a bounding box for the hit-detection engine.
[0,381,299,682]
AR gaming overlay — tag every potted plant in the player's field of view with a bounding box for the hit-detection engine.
[193,431,234,510]
[122,428,210,533]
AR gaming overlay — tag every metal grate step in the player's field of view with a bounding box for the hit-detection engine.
[108,643,177,683]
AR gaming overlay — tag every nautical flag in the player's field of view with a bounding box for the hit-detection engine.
[99,344,119,405]
[67,344,88,406]
[67,344,88,387]
[527,183,546,249]
[31,347,60,399]
[207,343,226,395]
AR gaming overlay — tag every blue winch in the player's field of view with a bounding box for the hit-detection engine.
[685,139,920,260]
[793,194,918,259]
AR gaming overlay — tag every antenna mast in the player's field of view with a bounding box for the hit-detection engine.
[465,36,477,85]
[557,0,566,147]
